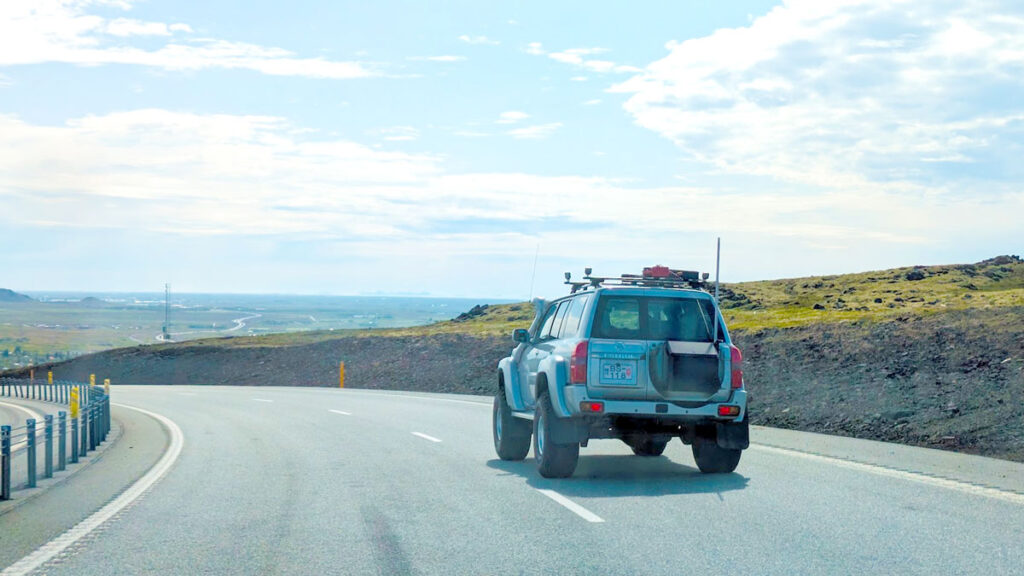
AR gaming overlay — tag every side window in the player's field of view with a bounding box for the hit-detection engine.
[536,305,559,340]
[544,301,570,340]
[558,295,587,338]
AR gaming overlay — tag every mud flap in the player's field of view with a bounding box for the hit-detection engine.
[550,416,588,445]
[716,419,749,450]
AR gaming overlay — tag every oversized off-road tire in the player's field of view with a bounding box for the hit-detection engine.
[692,439,742,473]
[627,436,669,457]
[493,387,531,460]
[533,392,579,478]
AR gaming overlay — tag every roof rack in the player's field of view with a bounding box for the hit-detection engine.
[564,265,711,294]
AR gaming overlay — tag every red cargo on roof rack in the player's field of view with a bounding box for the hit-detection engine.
[643,265,671,278]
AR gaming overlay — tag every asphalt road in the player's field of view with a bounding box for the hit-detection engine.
[3,385,1024,575]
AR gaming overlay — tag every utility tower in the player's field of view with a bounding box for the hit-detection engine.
[162,283,171,341]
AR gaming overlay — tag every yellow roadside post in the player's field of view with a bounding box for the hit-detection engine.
[339,361,345,388]
[70,387,79,419]
[90,374,95,387]
[104,378,110,395]
[48,371,53,385]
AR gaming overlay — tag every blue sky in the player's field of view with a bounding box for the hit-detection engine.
[0,0,1021,298]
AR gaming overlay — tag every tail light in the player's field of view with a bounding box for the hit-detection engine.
[718,405,741,417]
[570,340,589,384]
[730,345,743,389]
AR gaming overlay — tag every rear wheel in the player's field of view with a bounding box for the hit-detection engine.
[533,392,579,478]
[691,439,742,473]
[626,436,669,457]
[493,387,531,460]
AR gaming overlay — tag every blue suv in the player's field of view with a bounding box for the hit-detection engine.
[493,267,749,478]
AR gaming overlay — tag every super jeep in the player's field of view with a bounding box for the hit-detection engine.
[492,266,749,478]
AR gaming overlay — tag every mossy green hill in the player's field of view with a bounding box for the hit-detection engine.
[179,255,1023,349]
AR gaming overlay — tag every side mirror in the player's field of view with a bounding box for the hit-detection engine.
[512,328,530,344]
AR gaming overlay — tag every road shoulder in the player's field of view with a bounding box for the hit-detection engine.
[752,425,1024,495]
[0,405,167,569]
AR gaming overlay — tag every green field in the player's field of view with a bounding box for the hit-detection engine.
[0,293,497,370]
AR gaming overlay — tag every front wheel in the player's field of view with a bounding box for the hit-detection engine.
[493,387,531,460]
[691,439,742,473]
[533,392,579,478]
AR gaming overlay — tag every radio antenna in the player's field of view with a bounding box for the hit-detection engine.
[528,242,540,299]
[163,283,171,342]
[713,238,721,343]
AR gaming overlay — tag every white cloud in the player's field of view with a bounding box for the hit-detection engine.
[526,43,639,74]
[496,111,530,124]
[105,18,177,37]
[458,35,499,45]
[376,126,419,141]
[582,99,601,106]
[507,122,563,139]
[0,1,377,79]
[408,55,466,62]
[612,0,1024,192]
[0,109,1020,279]
[570,76,588,82]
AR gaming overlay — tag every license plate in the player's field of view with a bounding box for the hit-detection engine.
[601,360,637,385]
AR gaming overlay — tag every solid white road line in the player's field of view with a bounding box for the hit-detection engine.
[328,409,351,416]
[0,400,45,424]
[1,403,185,576]
[252,398,273,403]
[751,444,1024,505]
[536,489,605,523]
[0,401,48,450]
[411,432,442,443]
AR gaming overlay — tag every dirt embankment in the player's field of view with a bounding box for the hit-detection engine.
[15,307,1024,462]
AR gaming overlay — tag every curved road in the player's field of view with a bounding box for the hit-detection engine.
[3,386,1024,575]
[154,313,262,342]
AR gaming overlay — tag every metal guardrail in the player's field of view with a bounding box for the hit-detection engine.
[1,375,111,501]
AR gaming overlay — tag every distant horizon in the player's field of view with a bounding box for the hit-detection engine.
[4,252,1017,301]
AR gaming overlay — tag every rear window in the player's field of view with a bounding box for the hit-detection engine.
[591,295,722,341]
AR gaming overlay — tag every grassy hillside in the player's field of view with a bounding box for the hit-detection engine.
[160,254,1023,349]
[721,255,1024,331]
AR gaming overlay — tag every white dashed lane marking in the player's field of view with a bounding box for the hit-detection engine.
[536,489,604,523]
[411,432,442,443]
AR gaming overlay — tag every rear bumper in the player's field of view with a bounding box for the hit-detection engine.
[563,384,747,422]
